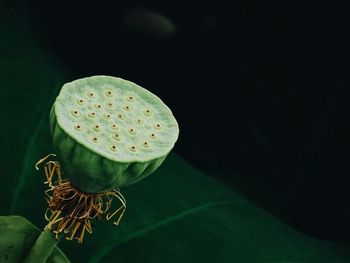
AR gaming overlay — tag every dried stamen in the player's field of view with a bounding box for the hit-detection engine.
[36,154,127,243]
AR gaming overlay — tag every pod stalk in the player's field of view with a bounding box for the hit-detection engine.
[22,229,58,263]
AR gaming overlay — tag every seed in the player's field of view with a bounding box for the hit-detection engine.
[123,105,131,111]
[106,91,113,97]
[71,110,79,117]
[129,145,137,152]
[128,128,136,135]
[112,133,121,141]
[135,119,143,125]
[88,112,96,118]
[117,113,125,120]
[87,92,95,98]
[144,109,152,116]
[93,124,100,132]
[110,145,117,151]
[103,113,111,119]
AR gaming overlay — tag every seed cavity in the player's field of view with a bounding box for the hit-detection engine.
[129,145,137,152]
[112,133,121,141]
[123,105,132,111]
[128,128,137,135]
[106,101,114,108]
[88,112,97,118]
[74,124,82,131]
[149,133,156,139]
[144,109,152,116]
[116,113,125,120]
[135,119,143,125]
[105,90,113,97]
[111,124,119,130]
[91,137,99,143]
[127,96,135,102]
[93,104,102,109]
[76,99,84,105]
[142,141,150,148]
[87,92,95,98]
[110,145,118,152]
[71,110,80,117]
[103,113,112,120]
[92,124,100,132]
[154,123,162,130]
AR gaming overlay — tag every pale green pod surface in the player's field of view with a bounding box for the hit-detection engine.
[50,76,179,193]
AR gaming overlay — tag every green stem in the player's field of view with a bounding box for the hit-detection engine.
[23,229,59,263]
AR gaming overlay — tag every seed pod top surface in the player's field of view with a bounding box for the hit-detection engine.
[50,75,179,192]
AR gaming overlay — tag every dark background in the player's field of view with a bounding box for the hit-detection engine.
[16,0,350,241]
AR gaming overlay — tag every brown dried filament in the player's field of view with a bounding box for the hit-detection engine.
[36,154,126,243]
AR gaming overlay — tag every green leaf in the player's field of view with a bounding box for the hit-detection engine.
[0,216,70,263]
[1,6,350,263]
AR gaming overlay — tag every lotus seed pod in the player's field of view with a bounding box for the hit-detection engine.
[49,75,179,193]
